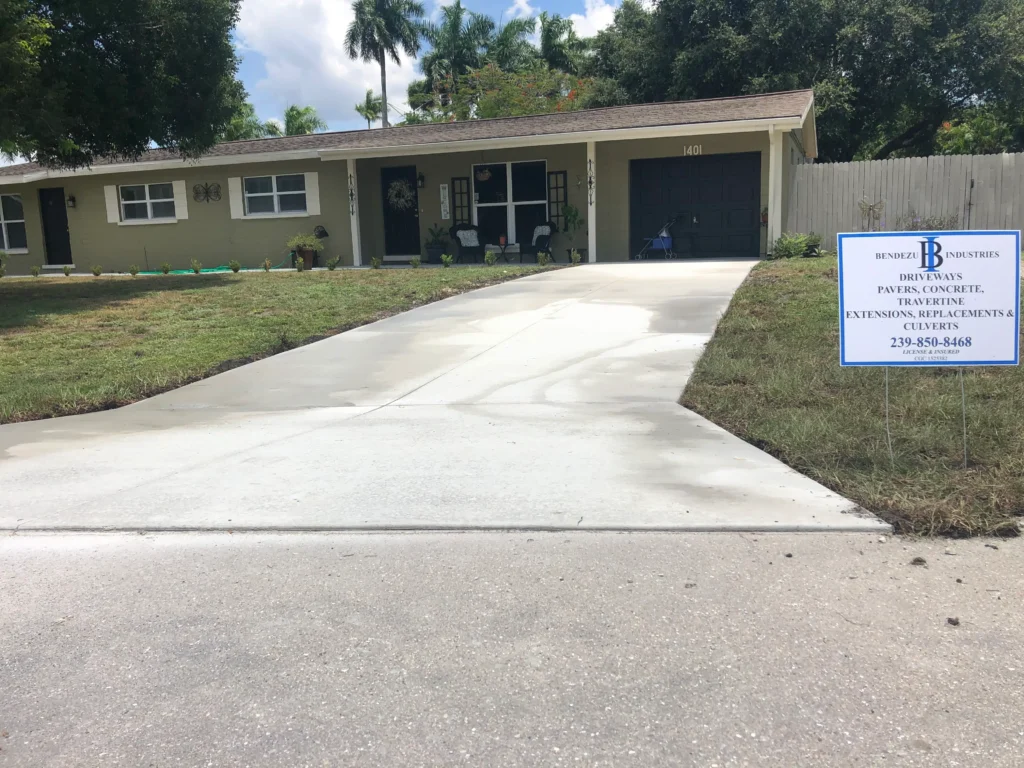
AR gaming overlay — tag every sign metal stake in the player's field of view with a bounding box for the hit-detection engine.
[959,368,968,469]
[884,367,895,469]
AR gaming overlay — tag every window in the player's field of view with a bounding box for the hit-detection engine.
[0,194,27,251]
[119,183,176,221]
[244,174,306,215]
[547,171,567,232]
[451,177,471,225]
[471,160,548,245]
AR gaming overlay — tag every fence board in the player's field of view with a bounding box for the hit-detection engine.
[786,152,1024,242]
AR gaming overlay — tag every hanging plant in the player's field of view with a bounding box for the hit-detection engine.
[387,179,415,211]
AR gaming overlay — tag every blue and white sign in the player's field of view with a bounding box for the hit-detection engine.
[838,230,1020,366]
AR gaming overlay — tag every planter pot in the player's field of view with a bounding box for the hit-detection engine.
[297,248,315,269]
[425,246,444,264]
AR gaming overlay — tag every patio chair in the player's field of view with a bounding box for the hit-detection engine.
[519,221,557,263]
[449,224,485,263]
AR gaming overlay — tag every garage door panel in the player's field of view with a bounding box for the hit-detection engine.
[630,151,760,258]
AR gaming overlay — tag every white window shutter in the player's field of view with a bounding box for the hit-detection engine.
[172,180,189,220]
[304,172,320,215]
[228,177,243,219]
[104,185,120,224]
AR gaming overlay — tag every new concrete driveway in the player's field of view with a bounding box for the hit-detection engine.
[0,261,887,532]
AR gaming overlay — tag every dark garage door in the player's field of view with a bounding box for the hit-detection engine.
[629,152,761,259]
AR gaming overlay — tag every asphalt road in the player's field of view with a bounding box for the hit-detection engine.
[2,531,1020,767]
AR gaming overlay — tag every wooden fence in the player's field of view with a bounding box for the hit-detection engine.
[785,153,1024,248]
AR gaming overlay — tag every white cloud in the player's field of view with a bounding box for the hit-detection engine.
[569,0,618,37]
[236,0,420,126]
[506,0,536,20]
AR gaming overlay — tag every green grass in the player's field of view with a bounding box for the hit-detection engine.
[682,256,1023,537]
[0,267,554,423]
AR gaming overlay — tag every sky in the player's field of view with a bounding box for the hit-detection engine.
[235,0,619,133]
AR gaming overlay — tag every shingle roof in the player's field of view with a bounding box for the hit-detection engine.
[0,90,812,178]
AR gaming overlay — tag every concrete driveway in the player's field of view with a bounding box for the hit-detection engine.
[0,261,887,532]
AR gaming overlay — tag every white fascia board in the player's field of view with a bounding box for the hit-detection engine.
[317,117,805,161]
[0,148,323,187]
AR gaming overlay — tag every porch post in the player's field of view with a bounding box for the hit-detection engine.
[767,127,784,254]
[347,157,362,267]
[587,141,597,263]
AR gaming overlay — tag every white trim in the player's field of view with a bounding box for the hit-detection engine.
[242,173,308,217]
[587,141,597,263]
[117,218,178,226]
[42,263,70,269]
[0,191,27,252]
[347,158,362,267]
[228,177,243,219]
[118,181,178,222]
[4,248,28,255]
[767,127,785,248]
[172,179,189,220]
[237,211,310,220]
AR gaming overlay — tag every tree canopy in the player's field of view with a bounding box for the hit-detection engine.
[2,0,242,167]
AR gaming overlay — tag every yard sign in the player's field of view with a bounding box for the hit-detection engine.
[838,231,1020,366]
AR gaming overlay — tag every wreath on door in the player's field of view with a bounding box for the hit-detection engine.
[387,179,416,211]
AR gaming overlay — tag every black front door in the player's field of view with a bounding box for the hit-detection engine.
[629,152,760,259]
[381,166,420,256]
[39,187,73,265]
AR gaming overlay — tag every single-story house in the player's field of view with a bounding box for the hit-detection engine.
[0,90,816,274]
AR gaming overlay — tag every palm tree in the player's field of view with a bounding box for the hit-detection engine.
[354,90,384,128]
[420,0,493,102]
[538,12,583,74]
[283,105,328,135]
[485,17,538,72]
[345,0,425,129]
[221,102,284,141]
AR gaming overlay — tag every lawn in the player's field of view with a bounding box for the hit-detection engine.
[682,256,1023,537]
[0,266,553,423]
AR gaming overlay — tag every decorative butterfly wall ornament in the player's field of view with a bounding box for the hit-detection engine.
[192,183,222,203]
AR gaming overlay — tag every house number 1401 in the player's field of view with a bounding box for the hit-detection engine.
[683,144,702,156]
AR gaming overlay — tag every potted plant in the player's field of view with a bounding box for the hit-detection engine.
[562,203,586,260]
[425,223,448,264]
[286,232,325,270]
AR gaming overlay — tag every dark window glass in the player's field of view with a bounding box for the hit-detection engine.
[120,185,146,202]
[278,193,307,212]
[246,195,276,214]
[547,171,567,231]
[451,177,470,225]
[122,202,149,220]
[476,206,508,245]
[148,183,173,200]
[473,164,507,204]
[276,174,305,193]
[2,194,24,220]
[6,222,27,249]
[512,161,546,202]
[514,203,548,245]
[245,176,273,195]
[151,201,176,219]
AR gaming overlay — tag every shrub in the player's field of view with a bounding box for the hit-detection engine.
[483,250,497,266]
[91,264,103,276]
[818,248,837,259]
[228,260,241,273]
[370,256,382,269]
[570,249,582,265]
[63,265,72,277]
[769,233,808,260]
[0,266,5,279]
[30,265,41,277]
[326,256,340,271]
[803,232,822,258]
[409,257,421,268]
[536,251,551,266]
[128,264,139,276]
[262,258,273,272]
[440,254,453,267]
[160,262,171,274]
[190,259,202,274]
[286,232,325,252]
[295,255,306,272]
